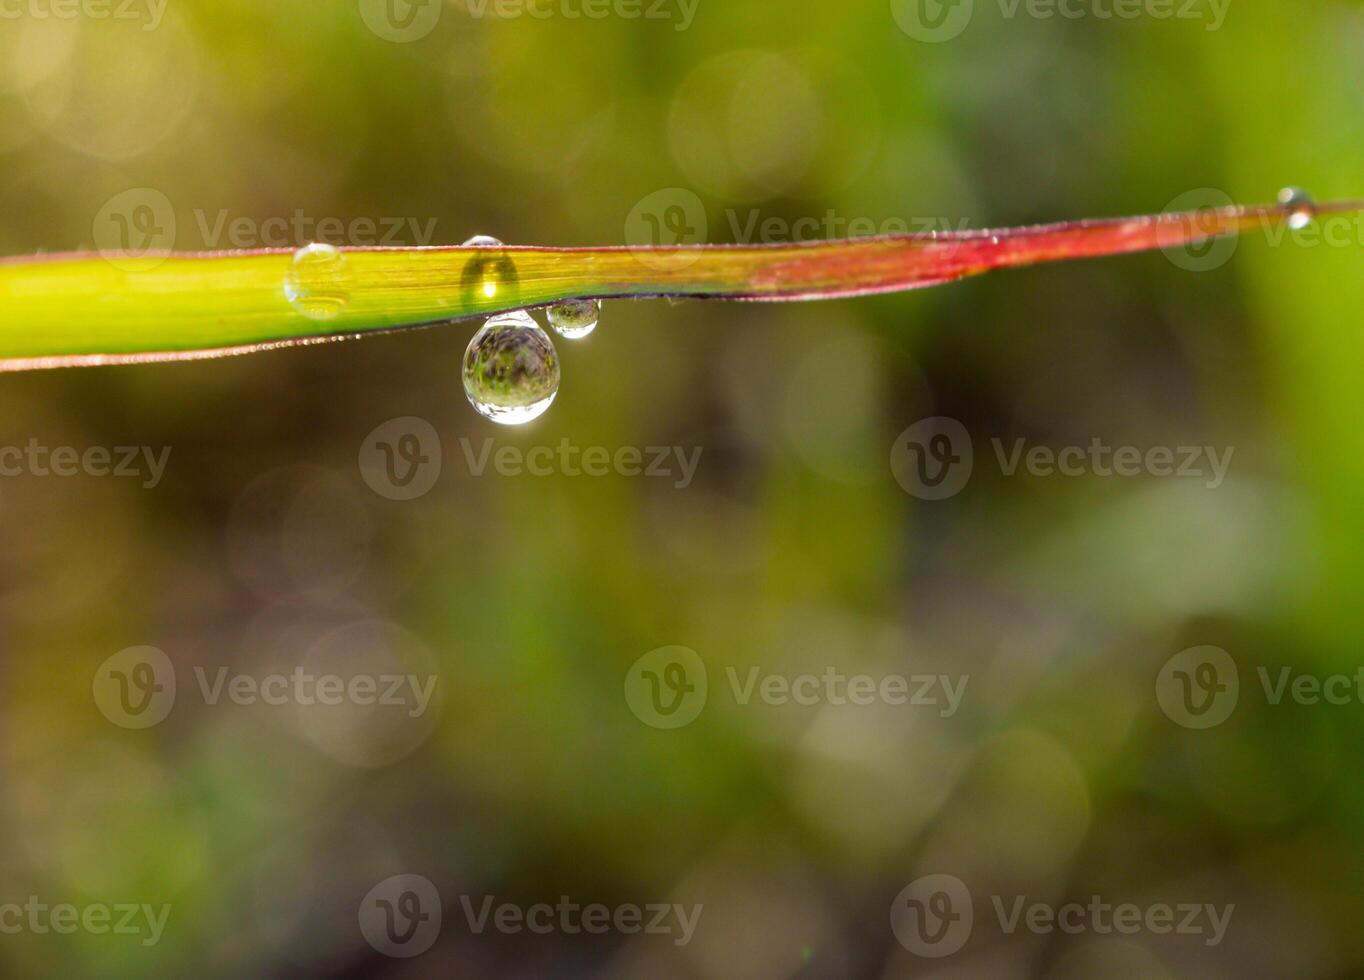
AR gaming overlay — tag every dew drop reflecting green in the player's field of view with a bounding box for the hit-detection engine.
[546,298,600,340]
[283,243,350,321]
[461,235,516,301]
[462,310,560,425]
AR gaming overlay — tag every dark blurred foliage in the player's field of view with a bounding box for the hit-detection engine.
[1,0,1363,976]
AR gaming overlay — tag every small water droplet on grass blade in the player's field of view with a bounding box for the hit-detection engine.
[283,243,350,321]
[1278,187,1316,231]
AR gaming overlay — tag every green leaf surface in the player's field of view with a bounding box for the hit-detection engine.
[0,196,1353,370]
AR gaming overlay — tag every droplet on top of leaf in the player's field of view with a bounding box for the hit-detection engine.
[462,310,560,425]
[284,243,350,321]
[460,236,517,301]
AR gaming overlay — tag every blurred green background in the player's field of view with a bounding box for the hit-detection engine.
[2,0,1363,976]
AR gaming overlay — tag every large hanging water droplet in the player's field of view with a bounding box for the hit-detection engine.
[1278,187,1316,231]
[462,310,560,425]
[546,298,601,340]
[283,243,350,321]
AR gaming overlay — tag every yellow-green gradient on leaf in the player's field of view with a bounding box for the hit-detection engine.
[0,194,1352,370]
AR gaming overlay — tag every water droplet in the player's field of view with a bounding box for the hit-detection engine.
[546,298,601,340]
[461,236,517,302]
[1278,187,1316,231]
[284,243,350,321]
[462,310,560,425]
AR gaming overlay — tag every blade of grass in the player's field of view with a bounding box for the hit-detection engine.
[0,196,1357,370]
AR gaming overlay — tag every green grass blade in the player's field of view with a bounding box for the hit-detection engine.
[0,196,1354,370]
